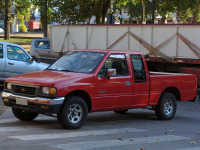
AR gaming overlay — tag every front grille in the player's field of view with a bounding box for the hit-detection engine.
[12,85,38,96]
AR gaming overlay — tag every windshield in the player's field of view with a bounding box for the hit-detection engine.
[47,51,105,73]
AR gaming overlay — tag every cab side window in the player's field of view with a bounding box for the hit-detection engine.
[99,54,129,77]
[7,45,30,62]
[130,54,146,83]
[35,41,49,49]
[0,44,3,58]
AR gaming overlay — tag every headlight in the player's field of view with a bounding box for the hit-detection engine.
[6,82,12,90]
[42,87,57,95]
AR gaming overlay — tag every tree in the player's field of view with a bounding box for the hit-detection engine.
[112,0,130,24]
[53,0,121,24]
[3,0,31,39]
[52,0,93,24]
[15,0,31,24]
[0,0,4,13]
[4,0,11,40]
[156,0,176,23]
[31,0,55,37]
[127,0,152,23]
[175,0,200,23]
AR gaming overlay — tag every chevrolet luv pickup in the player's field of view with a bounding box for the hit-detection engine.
[1,50,198,129]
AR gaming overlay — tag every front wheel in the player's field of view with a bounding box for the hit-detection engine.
[155,92,177,120]
[57,96,88,129]
[12,108,39,121]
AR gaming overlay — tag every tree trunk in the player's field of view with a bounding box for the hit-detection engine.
[4,0,11,40]
[47,24,50,37]
[44,0,48,37]
[142,0,146,24]
[96,15,101,24]
[120,7,122,24]
[151,0,155,24]
[101,0,111,24]
[93,0,101,24]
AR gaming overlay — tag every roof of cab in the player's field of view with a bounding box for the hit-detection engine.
[68,49,143,55]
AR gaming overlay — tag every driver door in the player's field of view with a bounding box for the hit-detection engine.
[94,54,133,110]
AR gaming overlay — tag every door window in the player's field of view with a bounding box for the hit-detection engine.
[7,45,30,62]
[99,54,129,77]
[35,41,49,49]
[0,44,3,58]
[130,54,146,83]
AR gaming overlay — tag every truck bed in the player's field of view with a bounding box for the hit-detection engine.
[148,72,197,105]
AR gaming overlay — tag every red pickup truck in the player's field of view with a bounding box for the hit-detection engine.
[1,50,198,129]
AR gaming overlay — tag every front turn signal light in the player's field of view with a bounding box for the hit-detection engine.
[42,87,57,95]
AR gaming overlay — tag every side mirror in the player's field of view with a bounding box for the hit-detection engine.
[31,57,40,63]
[30,57,34,63]
[106,69,116,79]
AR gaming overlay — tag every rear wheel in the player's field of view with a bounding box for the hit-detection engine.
[12,108,39,121]
[114,109,128,114]
[155,92,177,120]
[57,96,88,129]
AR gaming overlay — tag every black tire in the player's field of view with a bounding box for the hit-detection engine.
[114,109,128,114]
[155,92,177,120]
[57,96,88,129]
[12,108,39,121]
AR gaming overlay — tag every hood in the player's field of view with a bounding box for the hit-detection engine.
[6,70,93,87]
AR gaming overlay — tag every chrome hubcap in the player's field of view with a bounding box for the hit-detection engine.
[164,99,173,115]
[68,104,83,123]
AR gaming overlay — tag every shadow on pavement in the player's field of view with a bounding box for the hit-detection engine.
[0,87,10,117]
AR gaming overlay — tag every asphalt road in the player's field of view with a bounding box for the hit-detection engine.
[0,90,200,150]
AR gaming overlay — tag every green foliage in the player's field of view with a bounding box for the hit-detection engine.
[31,0,55,27]
[0,0,5,13]
[14,0,32,23]
[127,0,200,24]
[0,38,33,44]
[52,0,94,24]
[127,0,152,22]
[175,0,200,23]
[19,24,27,32]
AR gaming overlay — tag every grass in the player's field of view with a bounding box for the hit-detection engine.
[0,38,33,44]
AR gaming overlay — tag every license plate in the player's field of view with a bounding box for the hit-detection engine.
[16,98,28,106]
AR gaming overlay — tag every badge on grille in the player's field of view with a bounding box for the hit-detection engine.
[21,88,25,92]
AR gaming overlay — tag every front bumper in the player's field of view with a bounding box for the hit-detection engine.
[1,91,65,114]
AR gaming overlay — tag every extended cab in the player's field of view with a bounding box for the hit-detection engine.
[0,41,49,86]
[1,50,198,129]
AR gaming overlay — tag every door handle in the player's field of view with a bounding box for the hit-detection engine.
[8,62,14,65]
[125,81,131,86]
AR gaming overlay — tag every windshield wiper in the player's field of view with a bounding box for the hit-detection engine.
[60,69,74,72]
[46,69,58,71]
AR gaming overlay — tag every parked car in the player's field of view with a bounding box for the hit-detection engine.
[0,28,4,33]
[2,49,198,129]
[30,38,59,63]
[0,41,49,86]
